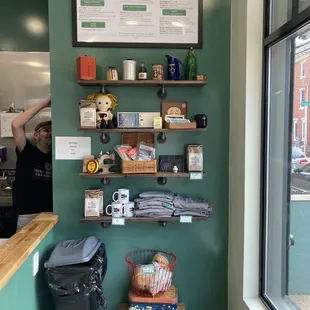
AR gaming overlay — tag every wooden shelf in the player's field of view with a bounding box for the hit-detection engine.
[80,216,207,223]
[79,172,204,179]
[78,128,207,133]
[77,79,207,87]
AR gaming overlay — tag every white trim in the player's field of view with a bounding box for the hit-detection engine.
[291,194,310,201]
[230,0,266,310]
[293,118,298,140]
[300,88,305,109]
[301,60,306,78]
[302,118,306,140]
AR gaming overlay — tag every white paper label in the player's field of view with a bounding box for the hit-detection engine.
[180,215,193,223]
[55,136,91,160]
[190,172,203,180]
[142,264,155,275]
[112,217,125,226]
[138,72,147,79]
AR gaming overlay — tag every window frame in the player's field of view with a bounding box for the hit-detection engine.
[261,0,310,309]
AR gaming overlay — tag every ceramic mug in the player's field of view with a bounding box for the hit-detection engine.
[105,202,124,218]
[123,202,135,218]
[113,189,129,204]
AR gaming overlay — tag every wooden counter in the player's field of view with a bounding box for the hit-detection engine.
[0,212,59,291]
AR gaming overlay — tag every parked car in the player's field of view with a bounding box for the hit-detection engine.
[291,162,310,193]
[292,147,308,170]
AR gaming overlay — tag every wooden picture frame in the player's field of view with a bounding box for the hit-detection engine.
[72,0,203,48]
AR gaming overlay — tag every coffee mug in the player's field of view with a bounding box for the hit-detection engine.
[123,202,135,218]
[113,189,129,204]
[105,202,124,218]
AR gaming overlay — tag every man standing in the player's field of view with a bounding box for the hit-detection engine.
[12,97,52,231]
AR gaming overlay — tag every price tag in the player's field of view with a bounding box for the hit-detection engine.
[180,215,193,223]
[112,218,125,226]
[142,264,155,275]
[190,172,203,180]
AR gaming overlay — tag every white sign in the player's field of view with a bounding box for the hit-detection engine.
[0,112,22,138]
[112,217,125,226]
[55,136,91,160]
[180,215,193,223]
[190,172,203,180]
[74,0,201,47]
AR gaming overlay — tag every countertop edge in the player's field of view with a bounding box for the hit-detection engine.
[0,212,59,291]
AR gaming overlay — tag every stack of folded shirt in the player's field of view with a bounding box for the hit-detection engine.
[173,195,212,218]
[134,191,175,218]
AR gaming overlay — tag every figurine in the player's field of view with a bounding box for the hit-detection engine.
[87,92,118,128]
[97,151,116,174]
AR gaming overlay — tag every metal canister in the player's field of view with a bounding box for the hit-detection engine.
[123,59,136,80]
[152,64,164,80]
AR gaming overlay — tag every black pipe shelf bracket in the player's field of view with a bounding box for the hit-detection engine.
[157,85,167,99]
[100,132,111,144]
[100,222,112,229]
[100,178,111,185]
[157,132,166,144]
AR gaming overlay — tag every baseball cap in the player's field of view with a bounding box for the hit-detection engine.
[35,121,52,132]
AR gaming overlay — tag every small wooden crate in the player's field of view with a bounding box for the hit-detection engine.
[121,133,157,174]
[164,121,197,129]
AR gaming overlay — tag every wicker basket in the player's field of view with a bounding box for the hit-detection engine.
[121,133,157,174]
[126,249,177,297]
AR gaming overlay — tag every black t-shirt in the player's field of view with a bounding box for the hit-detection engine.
[15,139,52,215]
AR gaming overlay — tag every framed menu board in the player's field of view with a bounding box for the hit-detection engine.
[72,0,203,48]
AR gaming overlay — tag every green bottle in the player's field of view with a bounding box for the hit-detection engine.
[184,47,197,80]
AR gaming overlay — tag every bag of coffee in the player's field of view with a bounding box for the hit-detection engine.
[187,145,203,172]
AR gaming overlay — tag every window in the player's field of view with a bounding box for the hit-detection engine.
[300,88,306,109]
[302,118,306,140]
[262,2,310,310]
[301,61,306,78]
[293,119,298,140]
[299,0,310,13]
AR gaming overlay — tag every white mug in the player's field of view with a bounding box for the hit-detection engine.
[123,202,135,218]
[113,189,129,204]
[105,202,124,218]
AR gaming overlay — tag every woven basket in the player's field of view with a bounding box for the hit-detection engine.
[121,133,157,174]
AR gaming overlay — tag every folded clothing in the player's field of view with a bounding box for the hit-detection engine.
[138,191,175,199]
[172,195,212,217]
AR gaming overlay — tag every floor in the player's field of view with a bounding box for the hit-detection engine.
[290,295,310,310]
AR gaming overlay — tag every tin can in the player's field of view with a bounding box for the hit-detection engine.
[152,64,164,80]
[123,59,136,80]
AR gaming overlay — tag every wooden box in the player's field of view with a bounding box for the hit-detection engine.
[121,133,157,174]
[164,121,197,129]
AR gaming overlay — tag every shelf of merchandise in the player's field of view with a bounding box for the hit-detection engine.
[77,79,207,87]
[80,215,208,228]
[77,79,207,99]
[79,172,205,185]
[78,127,207,144]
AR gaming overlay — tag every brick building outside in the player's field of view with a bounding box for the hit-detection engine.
[293,44,310,155]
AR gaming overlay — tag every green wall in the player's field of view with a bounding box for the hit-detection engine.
[0,0,49,51]
[0,230,55,310]
[49,0,230,309]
